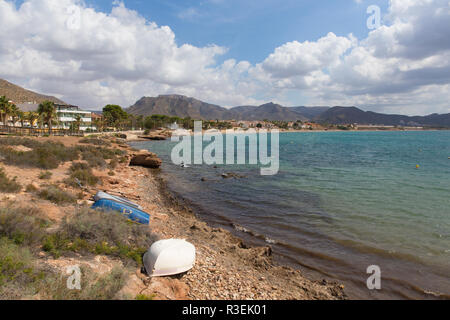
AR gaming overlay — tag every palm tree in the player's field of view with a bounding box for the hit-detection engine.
[0,96,14,127]
[26,112,39,128]
[18,110,26,127]
[10,104,20,127]
[0,96,8,126]
[74,114,82,131]
[38,101,57,135]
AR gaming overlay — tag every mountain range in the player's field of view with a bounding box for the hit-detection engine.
[127,95,450,127]
[128,95,326,122]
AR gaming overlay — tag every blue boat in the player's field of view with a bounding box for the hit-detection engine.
[91,199,150,225]
[94,191,143,210]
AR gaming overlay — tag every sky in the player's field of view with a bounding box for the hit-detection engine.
[1,0,449,115]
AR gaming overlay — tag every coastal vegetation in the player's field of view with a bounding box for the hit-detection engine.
[0,167,21,193]
[42,208,158,266]
[0,203,155,299]
[37,186,77,205]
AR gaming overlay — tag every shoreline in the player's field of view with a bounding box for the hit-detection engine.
[0,134,346,300]
[130,160,347,300]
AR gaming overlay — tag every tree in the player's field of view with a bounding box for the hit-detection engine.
[0,96,14,127]
[103,105,128,130]
[0,96,8,126]
[38,101,57,135]
[26,112,39,128]
[10,104,20,127]
[93,117,104,132]
[74,114,82,131]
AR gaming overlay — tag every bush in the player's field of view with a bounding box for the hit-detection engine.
[108,158,118,170]
[0,238,46,299]
[43,208,158,266]
[136,293,156,300]
[0,206,50,246]
[79,138,112,147]
[0,167,21,193]
[39,171,52,180]
[0,138,80,169]
[68,163,99,187]
[44,266,127,300]
[38,186,77,205]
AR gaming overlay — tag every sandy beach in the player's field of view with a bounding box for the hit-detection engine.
[0,134,346,300]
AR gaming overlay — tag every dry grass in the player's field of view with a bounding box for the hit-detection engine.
[0,167,21,193]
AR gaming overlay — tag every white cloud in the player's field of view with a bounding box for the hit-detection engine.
[0,0,259,108]
[251,0,450,115]
[0,0,449,115]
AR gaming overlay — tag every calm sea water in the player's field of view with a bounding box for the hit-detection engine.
[131,131,450,299]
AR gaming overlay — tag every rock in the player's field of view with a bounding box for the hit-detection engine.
[130,153,162,169]
[138,135,167,141]
[221,172,246,179]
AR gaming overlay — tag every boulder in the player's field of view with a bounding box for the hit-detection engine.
[130,153,162,169]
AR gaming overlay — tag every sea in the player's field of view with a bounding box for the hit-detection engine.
[130,131,450,299]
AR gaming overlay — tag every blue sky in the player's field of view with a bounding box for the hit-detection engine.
[3,0,449,114]
[85,0,389,64]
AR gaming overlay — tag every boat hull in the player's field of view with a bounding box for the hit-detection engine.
[91,199,150,225]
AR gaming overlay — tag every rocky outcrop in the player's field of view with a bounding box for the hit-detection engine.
[130,151,162,169]
[138,135,167,141]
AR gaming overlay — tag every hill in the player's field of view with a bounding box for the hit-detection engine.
[127,95,228,120]
[128,96,310,121]
[127,94,450,127]
[316,107,450,127]
[0,79,65,105]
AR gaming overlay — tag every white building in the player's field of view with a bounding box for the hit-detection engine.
[55,104,93,131]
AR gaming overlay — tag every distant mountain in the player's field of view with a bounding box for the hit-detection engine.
[127,94,450,127]
[128,96,309,121]
[229,103,308,121]
[127,95,228,120]
[291,106,331,119]
[0,79,65,105]
[316,107,450,127]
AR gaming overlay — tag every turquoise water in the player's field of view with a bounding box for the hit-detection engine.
[131,131,450,299]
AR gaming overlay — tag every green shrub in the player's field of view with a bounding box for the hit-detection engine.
[0,206,50,246]
[0,167,21,193]
[0,238,46,299]
[43,208,158,266]
[46,266,126,300]
[38,186,77,205]
[39,171,52,180]
[79,138,112,147]
[0,138,80,169]
[67,162,99,187]
[136,293,156,300]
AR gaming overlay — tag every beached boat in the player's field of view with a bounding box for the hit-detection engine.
[94,191,143,210]
[91,199,150,225]
[143,239,196,277]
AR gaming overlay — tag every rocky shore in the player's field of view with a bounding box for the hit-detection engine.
[0,135,346,300]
